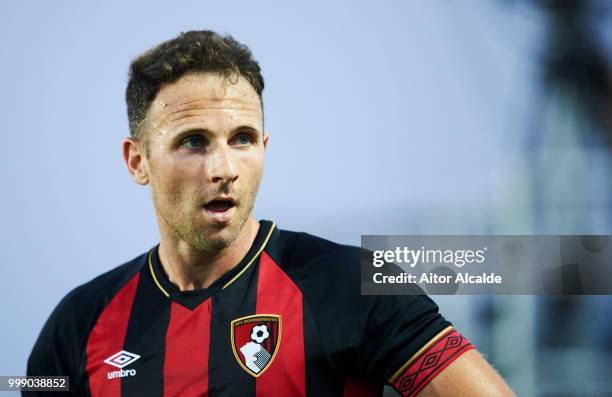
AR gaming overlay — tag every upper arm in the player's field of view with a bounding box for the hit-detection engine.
[298,247,454,380]
[386,328,515,397]
[294,243,513,395]
[414,349,516,397]
[386,326,477,397]
[26,302,76,378]
[24,290,87,397]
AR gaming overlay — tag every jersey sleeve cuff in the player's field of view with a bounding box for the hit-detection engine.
[387,326,474,397]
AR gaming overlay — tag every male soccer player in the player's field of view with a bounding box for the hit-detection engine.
[25,30,515,396]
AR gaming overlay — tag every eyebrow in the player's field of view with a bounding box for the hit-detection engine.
[173,125,262,140]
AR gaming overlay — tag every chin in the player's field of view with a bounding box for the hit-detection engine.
[188,225,239,252]
[181,209,250,250]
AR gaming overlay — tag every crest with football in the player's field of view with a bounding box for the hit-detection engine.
[231,314,281,377]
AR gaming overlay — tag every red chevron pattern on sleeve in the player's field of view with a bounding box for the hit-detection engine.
[389,327,474,397]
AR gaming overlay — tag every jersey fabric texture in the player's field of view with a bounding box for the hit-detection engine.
[25,220,474,397]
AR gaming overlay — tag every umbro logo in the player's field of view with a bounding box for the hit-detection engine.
[104,350,140,379]
[104,350,140,368]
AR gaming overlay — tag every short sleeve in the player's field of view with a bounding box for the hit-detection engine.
[24,290,86,396]
[299,245,474,395]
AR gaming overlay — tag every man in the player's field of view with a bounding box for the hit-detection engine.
[26,30,515,396]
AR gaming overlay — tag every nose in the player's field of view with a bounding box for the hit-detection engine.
[206,144,238,184]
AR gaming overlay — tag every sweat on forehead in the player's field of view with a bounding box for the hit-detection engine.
[150,73,262,115]
[139,73,264,141]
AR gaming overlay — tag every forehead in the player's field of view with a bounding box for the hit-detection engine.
[147,72,262,131]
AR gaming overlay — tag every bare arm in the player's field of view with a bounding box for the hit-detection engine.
[416,349,515,397]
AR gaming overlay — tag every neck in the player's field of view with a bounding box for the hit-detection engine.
[157,217,260,291]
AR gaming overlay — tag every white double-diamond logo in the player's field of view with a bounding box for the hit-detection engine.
[104,350,141,369]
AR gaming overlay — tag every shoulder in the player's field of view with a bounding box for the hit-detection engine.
[27,250,149,380]
[264,226,452,380]
[265,226,362,280]
[54,250,147,321]
[31,251,147,350]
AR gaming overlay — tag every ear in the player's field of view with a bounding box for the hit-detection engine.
[263,132,270,149]
[122,137,150,185]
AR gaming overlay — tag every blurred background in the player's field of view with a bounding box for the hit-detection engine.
[1,0,611,396]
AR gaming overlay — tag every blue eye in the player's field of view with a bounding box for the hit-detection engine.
[234,133,253,146]
[182,136,203,149]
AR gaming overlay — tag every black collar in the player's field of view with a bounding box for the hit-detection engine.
[147,220,276,309]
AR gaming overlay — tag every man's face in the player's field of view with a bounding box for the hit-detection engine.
[137,72,267,251]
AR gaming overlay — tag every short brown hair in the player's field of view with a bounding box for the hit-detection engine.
[125,30,264,151]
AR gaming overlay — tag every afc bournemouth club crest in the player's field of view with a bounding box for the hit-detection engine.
[231,314,281,377]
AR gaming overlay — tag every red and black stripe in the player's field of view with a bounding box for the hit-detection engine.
[121,261,171,396]
[30,220,455,397]
[208,254,259,396]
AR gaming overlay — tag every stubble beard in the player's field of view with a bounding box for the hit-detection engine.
[152,181,260,254]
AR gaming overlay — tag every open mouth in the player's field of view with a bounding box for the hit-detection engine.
[204,199,235,212]
[203,197,236,223]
